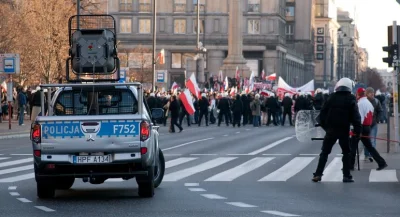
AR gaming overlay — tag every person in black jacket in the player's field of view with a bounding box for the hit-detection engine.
[217,93,230,127]
[169,95,183,133]
[281,93,293,126]
[241,93,249,126]
[231,94,243,127]
[198,93,209,126]
[312,77,361,183]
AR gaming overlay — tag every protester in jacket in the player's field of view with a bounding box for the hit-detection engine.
[250,94,261,127]
[198,93,210,126]
[281,93,293,126]
[350,88,387,171]
[231,94,243,127]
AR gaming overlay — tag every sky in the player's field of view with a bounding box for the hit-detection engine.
[335,0,400,71]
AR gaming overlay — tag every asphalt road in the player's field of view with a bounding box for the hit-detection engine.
[0,124,399,217]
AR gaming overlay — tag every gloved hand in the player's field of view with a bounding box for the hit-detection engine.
[349,130,360,139]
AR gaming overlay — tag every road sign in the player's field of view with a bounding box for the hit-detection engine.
[0,54,20,74]
[156,71,165,83]
[119,67,128,83]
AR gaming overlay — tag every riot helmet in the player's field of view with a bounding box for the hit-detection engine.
[335,77,354,92]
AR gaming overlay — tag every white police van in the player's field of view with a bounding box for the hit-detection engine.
[30,82,165,199]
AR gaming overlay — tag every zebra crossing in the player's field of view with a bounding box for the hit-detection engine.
[0,155,398,184]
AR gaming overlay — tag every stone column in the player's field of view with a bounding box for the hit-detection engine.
[220,0,251,78]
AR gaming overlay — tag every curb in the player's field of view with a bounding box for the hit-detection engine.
[0,133,30,140]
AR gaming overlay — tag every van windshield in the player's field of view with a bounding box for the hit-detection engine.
[54,88,138,116]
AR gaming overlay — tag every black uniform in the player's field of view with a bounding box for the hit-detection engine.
[313,91,362,182]
[231,94,243,127]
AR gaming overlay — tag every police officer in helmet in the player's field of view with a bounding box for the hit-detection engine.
[312,77,361,183]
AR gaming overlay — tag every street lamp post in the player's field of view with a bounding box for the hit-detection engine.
[152,0,157,92]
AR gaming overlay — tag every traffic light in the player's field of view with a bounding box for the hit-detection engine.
[382,43,398,68]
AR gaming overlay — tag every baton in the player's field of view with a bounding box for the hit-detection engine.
[311,138,324,141]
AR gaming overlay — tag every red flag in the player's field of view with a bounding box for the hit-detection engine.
[186,73,201,98]
[179,89,195,115]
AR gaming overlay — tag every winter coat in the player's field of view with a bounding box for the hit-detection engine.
[319,92,362,136]
[251,99,261,116]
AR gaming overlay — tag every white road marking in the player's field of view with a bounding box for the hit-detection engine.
[262,154,292,156]
[299,154,319,156]
[0,158,32,168]
[236,132,240,134]
[188,188,206,192]
[35,206,55,212]
[0,157,10,161]
[245,129,250,131]
[163,154,182,156]
[205,157,274,182]
[225,202,257,208]
[10,154,32,156]
[184,183,199,187]
[163,157,236,182]
[0,173,35,183]
[166,157,198,168]
[261,210,301,216]
[0,165,33,175]
[223,135,228,137]
[162,138,214,151]
[248,137,293,155]
[17,198,32,203]
[104,178,123,182]
[201,194,226,199]
[226,154,251,156]
[259,157,315,181]
[10,192,20,196]
[369,170,398,182]
[8,186,17,190]
[321,157,342,182]
[190,154,218,156]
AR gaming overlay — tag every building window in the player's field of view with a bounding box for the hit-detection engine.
[286,6,295,21]
[193,0,205,12]
[248,0,260,12]
[139,19,151,34]
[120,18,132,33]
[139,0,151,13]
[119,0,133,12]
[174,19,186,34]
[174,0,186,12]
[193,19,205,34]
[286,23,294,40]
[213,19,219,32]
[248,20,260,34]
[315,0,325,17]
[171,52,207,69]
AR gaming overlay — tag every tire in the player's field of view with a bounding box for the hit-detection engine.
[154,149,165,188]
[137,166,155,198]
[55,177,75,190]
[37,180,55,199]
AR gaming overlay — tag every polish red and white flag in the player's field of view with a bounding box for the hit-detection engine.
[186,73,201,98]
[179,89,195,115]
[171,81,179,90]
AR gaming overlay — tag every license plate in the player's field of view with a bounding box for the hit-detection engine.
[73,155,111,164]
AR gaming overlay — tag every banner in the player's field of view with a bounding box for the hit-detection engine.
[276,77,314,98]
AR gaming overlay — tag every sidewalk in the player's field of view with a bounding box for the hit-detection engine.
[376,116,399,154]
[0,114,31,139]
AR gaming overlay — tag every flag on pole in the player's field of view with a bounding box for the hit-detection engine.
[218,70,223,82]
[171,81,179,90]
[186,73,201,98]
[224,76,229,90]
[261,69,266,80]
[179,89,195,115]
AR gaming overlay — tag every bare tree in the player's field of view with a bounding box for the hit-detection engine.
[359,67,385,91]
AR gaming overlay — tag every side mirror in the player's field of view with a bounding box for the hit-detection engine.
[151,108,164,120]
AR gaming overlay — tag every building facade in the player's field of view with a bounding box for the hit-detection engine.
[101,0,311,89]
[313,0,340,88]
